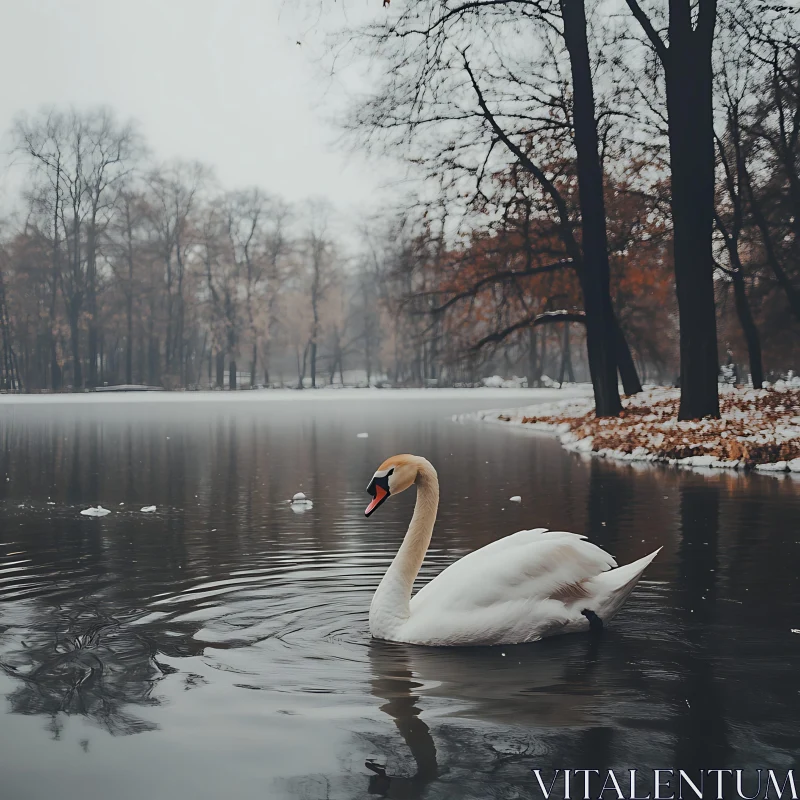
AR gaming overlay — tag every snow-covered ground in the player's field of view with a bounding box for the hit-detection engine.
[461,383,800,475]
[0,385,593,405]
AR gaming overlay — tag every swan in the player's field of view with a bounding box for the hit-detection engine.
[365,454,660,646]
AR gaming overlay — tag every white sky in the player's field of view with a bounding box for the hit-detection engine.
[0,0,401,225]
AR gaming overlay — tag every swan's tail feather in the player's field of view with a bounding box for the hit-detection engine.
[589,547,661,623]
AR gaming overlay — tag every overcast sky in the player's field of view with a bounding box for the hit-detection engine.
[0,0,400,223]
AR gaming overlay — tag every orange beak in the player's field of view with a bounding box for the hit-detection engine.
[365,483,388,517]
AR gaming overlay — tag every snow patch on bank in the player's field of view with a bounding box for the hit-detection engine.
[460,384,800,475]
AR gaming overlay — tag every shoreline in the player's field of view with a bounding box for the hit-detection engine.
[0,385,594,405]
[463,384,800,475]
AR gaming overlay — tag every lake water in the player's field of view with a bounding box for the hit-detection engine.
[0,390,798,800]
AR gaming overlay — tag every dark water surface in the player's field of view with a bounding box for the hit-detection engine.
[0,391,798,800]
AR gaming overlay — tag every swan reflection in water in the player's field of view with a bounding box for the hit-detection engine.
[363,631,613,799]
[365,641,438,797]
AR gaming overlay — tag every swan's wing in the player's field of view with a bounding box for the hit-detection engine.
[411,529,617,614]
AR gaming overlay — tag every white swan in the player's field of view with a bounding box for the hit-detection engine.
[365,454,660,646]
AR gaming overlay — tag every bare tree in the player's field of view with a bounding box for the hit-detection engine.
[713,8,764,387]
[199,198,241,389]
[14,108,139,388]
[222,189,290,387]
[623,0,721,418]
[108,185,150,385]
[742,6,800,322]
[327,0,643,412]
[146,160,209,386]
[298,201,338,388]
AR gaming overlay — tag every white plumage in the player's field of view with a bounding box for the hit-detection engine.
[366,454,660,647]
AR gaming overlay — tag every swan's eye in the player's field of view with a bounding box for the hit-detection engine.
[367,467,393,495]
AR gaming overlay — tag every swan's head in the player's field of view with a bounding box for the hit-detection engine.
[365,454,422,517]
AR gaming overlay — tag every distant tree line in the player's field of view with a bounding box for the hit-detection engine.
[0,109,392,391]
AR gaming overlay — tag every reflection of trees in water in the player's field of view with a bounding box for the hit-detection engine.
[0,410,347,743]
[674,481,731,773]
[0,603,166,737]
[586,459,632,552]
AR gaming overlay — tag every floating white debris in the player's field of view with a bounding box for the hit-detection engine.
[140,505,157,513]
[80,506,110,517]
[509,495,522,503]
[290,492,313,511]
[792,629,800,635]
[356,432,369,438]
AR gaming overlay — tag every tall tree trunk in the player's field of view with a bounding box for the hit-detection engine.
[124,201,135,385]
[528,327,541,388]
[626,0,719,417]
[731,271,764,388]
[0,273,21,391]
[310,341,317,388]
[298,342,309,389]
[365,333,372,385]
[87,322,97,386]
[178,296,186,386]
[125,301,133,384]
[50,338,61,392]
[148,336,160,386]
[49,161,62,392]
[165,264,173,375]
[559,322,575,385]
[229,359,237,390]
[561,0,622,416]
[540,325,548,385]
[250,343,258,388]
[87,225,98,388]
[667,16,719,418]
[137,331,145,384]
[68,313,82,389]
[216,351,225,388]
[329,329,339,384]
[614,320,644,395]
[558,325,567,387]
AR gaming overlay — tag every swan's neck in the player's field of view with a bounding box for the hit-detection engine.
[370,465,439,639]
